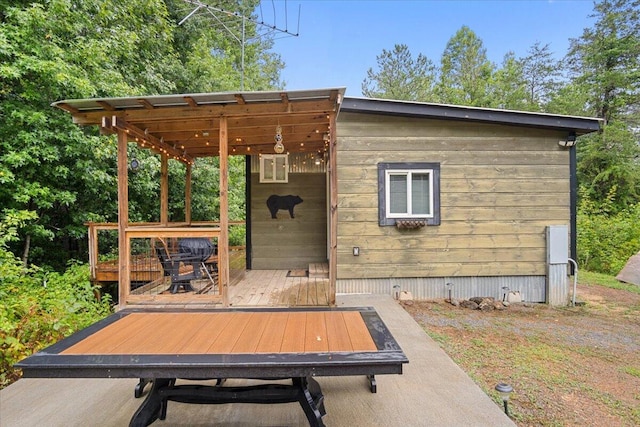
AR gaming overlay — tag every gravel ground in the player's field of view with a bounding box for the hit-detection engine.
[403,283,640,426]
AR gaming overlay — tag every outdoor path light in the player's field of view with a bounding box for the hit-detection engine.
[446,282,454,301]
[495,383,513,417]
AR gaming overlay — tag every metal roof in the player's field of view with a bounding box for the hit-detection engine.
[53,88,345,161]
[52,88,345,114]
[51,89,601,162]
[341,96,601,135]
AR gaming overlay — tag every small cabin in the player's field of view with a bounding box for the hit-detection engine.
[334,97,599,305]
[55,89,600,308]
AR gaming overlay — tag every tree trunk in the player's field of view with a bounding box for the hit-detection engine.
[22,234,30,267]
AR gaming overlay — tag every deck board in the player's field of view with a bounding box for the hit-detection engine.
[232,313,269,353]
[304,312,329,352]
[181,315,230,354]
[124,265,331,309]
[211,312,253,353]
[326,313,353,352]
[281,312,307,353]
[103,248,330,308]
[61,311,376,355]
[255,312,289,353]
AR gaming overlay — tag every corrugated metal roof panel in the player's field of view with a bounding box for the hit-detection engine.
[52,88,346,113]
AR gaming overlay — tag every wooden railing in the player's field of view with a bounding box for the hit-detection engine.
[86,221,245,307]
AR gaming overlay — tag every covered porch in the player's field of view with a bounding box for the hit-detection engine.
[55,89,344,309]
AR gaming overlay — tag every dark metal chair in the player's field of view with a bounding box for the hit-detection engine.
[154,238,206,293]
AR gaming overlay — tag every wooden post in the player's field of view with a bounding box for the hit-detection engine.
[328,112,338,306]
[87,223,98,281]
[117,129,130,309]
[160,153,168,225]
[185,162,192,223]
[219,117,230,306]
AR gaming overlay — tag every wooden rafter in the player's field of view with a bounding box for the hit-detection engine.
[72,99,337,125]
[56,102,80,114]
[105,116,194,164]
[138,99,155,110]
[97,101,116,111]
[184,96,198,108]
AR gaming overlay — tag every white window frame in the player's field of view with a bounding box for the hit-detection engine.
[378,162,441,227]
[385,169,434,219]
[259,154,289,183]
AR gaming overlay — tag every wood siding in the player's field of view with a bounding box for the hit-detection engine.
[251,173,327,269]
[336,112,570,279]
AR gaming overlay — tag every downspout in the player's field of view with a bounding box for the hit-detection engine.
[570,144,577,275]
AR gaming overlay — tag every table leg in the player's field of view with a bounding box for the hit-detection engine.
[129,378,172,427]
[367,374,377,393]
[130,377,325,427]
[295,377,326,426]
[134,378,152,398]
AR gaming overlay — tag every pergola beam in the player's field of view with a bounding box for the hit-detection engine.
[72,99,337,126]
[104,116,194,164]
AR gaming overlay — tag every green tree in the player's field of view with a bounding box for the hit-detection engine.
[521,42,563,110]
[435,26,494,106]
[0,210,112,388]
[566,0,640,209]
[361,44,436,101]
[0,0,180,267]
[165,0,284,92]
[567,0,640,125]
[0,0,282,269]
[488,52,529,110]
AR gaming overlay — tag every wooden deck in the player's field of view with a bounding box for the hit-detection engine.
[229,268,330,307]
[124,256,330,308]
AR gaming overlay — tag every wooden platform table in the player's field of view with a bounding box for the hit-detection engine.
[16,307,408,426]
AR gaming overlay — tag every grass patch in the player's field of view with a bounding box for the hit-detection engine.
[622,366,640,378]
[579,270,640,295]
[425,329,450,346]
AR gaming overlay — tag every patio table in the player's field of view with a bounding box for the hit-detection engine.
[16,307,408,426]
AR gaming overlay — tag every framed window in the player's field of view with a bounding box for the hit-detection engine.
[378,162,440,226]
[260,154,288,183]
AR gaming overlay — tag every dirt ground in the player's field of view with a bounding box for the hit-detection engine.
[402,283,640,426]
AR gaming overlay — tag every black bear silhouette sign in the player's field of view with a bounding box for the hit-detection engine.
[266,195,303,219]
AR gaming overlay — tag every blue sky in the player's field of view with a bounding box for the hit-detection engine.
[267,0,596,97]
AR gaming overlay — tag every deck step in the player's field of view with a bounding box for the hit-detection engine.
[308,263,329,278]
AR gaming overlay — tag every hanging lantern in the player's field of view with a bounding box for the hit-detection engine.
[274,125,284,153]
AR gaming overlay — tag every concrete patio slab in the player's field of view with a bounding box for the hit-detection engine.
[1,294,514,426]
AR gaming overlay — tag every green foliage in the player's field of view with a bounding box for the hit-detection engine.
[577,188,640,275]
[0,0,281,270]
[488,52,529,110]
[577,122,640,209]
[361,27,565,112]
[229,224,247,247]
[566,0,640,125]
[521,42,563,110]
[0,213,112,388]
[436,26,495,106]
[362,44,436,101]
[568,0,640,212]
